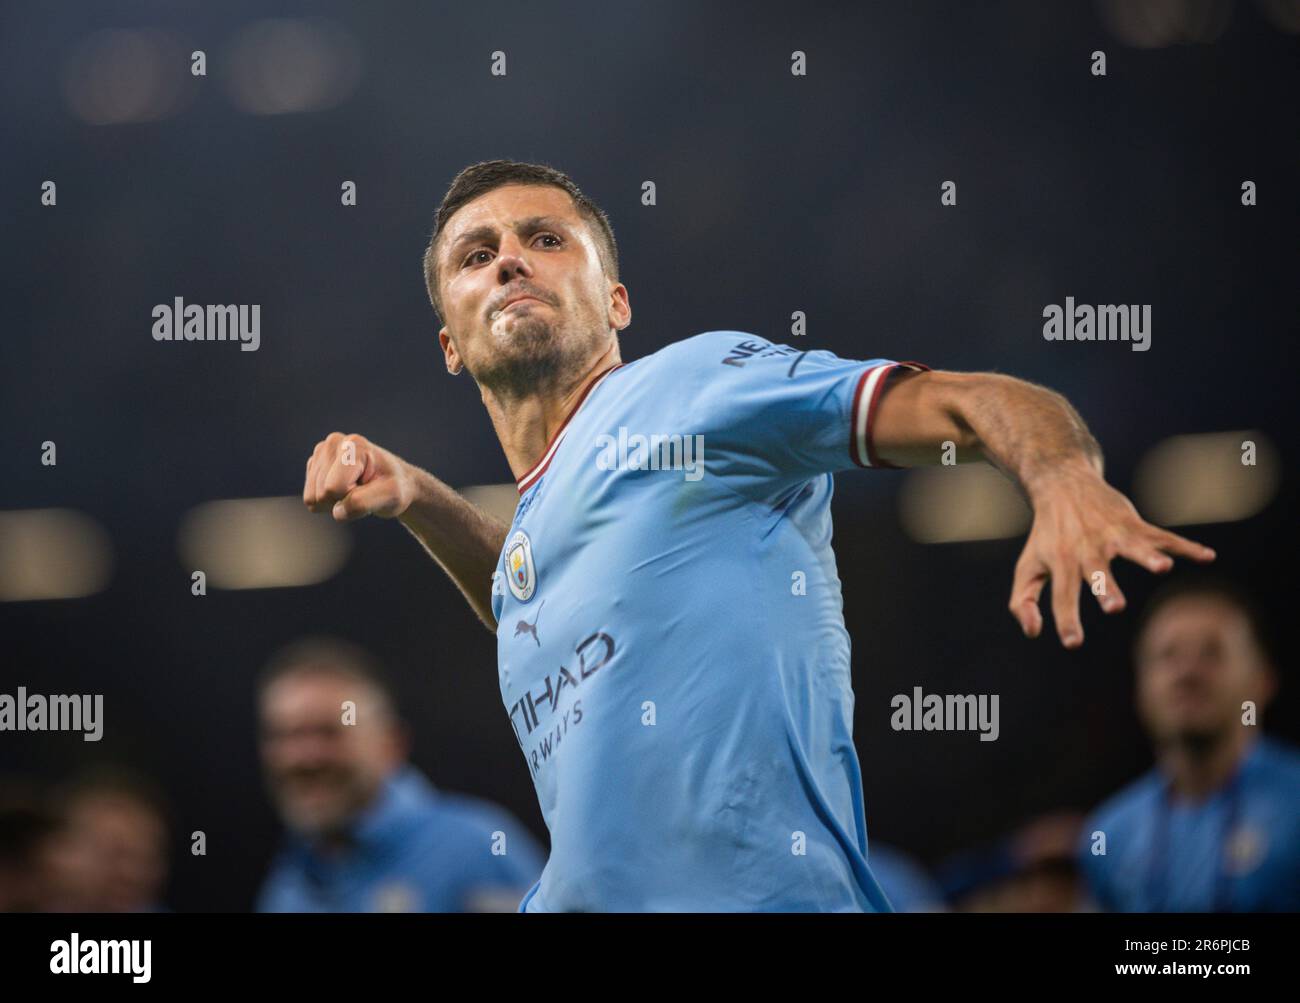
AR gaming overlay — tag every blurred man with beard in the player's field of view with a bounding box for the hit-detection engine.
[256,638,543,912]
[1080,579,1300,911]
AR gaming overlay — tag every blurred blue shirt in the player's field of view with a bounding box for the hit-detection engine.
[1080,737,1300,912]
[868,844,946,912]
[257,766,544,912]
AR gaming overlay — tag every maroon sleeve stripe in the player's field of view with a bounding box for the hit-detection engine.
[849,361,931,469]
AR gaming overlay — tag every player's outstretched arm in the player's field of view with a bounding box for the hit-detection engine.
[870,370,1216,648]
[302,432,508,630]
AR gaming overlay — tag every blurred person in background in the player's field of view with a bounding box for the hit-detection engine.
[45,767,171,913]
[256,637,544,912]
[1080,578,1300,911]
[868,843,946,912]
[0,783,62,911]
[943,812,1089,912]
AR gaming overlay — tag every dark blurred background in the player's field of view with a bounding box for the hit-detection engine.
[1,0,1296,911]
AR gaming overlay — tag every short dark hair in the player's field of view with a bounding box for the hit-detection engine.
[257,636,399,719]
[57,765,170,828]
[1134,575,1274,668]
[422,159,620,324]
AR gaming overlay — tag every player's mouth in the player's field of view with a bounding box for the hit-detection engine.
[491,284,553,316]
[278,767,347,794]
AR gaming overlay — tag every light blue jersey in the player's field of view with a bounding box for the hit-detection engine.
[1080,737,1300,912]
[491,330,927,912]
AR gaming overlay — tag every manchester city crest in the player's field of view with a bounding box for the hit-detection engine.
[505,529,537,602]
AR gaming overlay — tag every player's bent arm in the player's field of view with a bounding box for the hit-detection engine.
[303,432,507,631]
[871,369,1102,485]
[870,370,1215,648]
[395,470,509,631]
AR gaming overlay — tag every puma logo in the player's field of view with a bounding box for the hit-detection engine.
[514,600,545,647]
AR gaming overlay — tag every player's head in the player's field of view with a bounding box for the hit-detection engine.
[257,638,408,840]
[422,160,631,400]
[51,767,170,912]
[1133,577,1276,751]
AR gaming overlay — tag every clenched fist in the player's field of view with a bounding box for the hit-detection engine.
[303,432,416,522]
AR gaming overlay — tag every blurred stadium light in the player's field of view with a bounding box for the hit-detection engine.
[0,508,113,601]
[1095,0,1233,47]
[898,465,1032,544]
[61,28,196,125]
[1256,0,1300,32]
[222,18,361,116]
[177,496,350,589]
[1134,430,1278,525]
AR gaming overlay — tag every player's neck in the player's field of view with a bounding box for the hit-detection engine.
[1158,729,1252,802]
[484,342,622,484]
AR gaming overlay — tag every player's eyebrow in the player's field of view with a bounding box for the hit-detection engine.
[445,216,568,264]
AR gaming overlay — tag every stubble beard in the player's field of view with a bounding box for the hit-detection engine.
[470,309,597,402]
[1159,715,1232,761]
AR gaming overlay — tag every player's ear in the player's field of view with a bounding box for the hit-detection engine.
[608,282,631,332]
[439,327,463,375]
[1252,654,1279,712]
[385,719,413,766]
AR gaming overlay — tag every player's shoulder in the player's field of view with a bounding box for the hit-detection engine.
[625,331,809,409]
[1084,767,1164,836]
[1252,737,1300,784]
[636,330,787,372]
[376,771,502,843]
[420,792,543,877]
[255,846,308,909]
[432,790,529,842]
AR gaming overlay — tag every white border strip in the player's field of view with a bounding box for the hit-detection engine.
[853,364,893,467]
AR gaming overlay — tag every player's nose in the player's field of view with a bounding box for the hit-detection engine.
[494,236,533,281]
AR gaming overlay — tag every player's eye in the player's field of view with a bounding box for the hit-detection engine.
[462,235,558,268]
